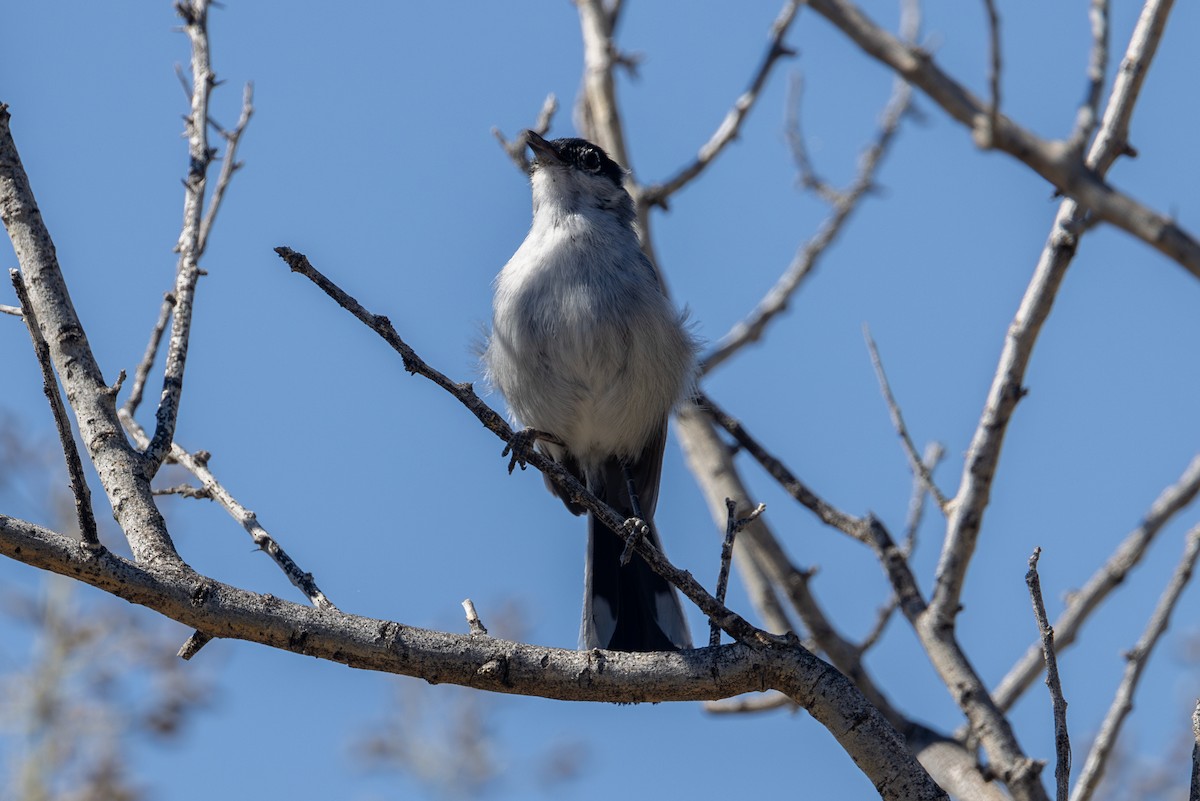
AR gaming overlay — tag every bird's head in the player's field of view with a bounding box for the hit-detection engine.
[525,131,634,225]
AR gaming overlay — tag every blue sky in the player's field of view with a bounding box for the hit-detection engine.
[2,2,1199,799]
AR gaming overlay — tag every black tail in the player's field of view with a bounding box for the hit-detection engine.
[580,453,691,651]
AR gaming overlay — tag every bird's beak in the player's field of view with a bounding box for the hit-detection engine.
[525,130,560,166]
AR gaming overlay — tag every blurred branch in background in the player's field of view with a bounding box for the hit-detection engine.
[354,604,587,800]
[0,422,213,801]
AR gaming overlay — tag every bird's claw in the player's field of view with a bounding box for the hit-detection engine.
[619,517,650,566]
[503,427,550,474]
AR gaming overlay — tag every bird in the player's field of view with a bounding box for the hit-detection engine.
[484,131,695,652]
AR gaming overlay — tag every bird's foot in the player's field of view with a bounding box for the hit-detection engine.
[502,427,563,474]
[619,516,651,566]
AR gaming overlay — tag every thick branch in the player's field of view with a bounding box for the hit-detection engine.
[575,0,630,167]
[0,105,179,567]
[805,0,1198,279]
[0,513,947,801]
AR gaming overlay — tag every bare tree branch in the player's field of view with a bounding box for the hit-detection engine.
[711,500,766,647]
[706,692,797,715]
[994,453,1200,711]
[783,77,834,201]
[804,0,1199,280]
[575,0,631,167]
[928,0,1180,632]
[980,0,1002,148]
[696,395,1047,801]
[492,93,558,173]
[0,513,950,801]
[123,292,175,418]
[696,393,868,543]
[1191,700,1200,801]
[462,599,489,637]
[1070,522,1200,801]
[673,405,797,638]
[864,326,949,511]
[1026,548,1072,801]
[10,269,100,549]
[701,62,912,374]
[0,104,180,567]
[152,483,210,499]
[142,0,220,476]
[197,81,253,254]
[860,442,943,654]
[1067,0,1110,155]
[639,0,801,207]
[121,409,336,614]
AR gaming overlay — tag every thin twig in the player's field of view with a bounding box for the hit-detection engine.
[275,247,772,649]
[152,483,210,499]
[640,0,801,207]
[121,408,336,612]
[864,326,949,511]
[198,81,254,254]
[701,60,912,375]
[980,0,1001,147]
[711,499,766,647]
[0,303,22,316]
[673,404,799,639]
[1068,0,1110,156]
[492,93,558,174]
[705,691,798,715]
[1069,523,1200,801]
[462,599,489,637]
[143,0,217,477]
[1190,700,1199,801]
[905,443,944,552]
[994,454,1200,711]
[10,269,101,549]
[177,631,212,660]
[859,442,943,654]
[123,293,175,417]
[785,75,844,204]
[1025,548,1071,801]
[695,392,869,543]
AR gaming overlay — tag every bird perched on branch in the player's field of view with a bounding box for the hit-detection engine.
[485,131,695,652]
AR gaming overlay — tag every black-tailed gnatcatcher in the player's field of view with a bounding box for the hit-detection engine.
[485,131,695,651]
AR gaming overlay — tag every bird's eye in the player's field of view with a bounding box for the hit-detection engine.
[580,149,602,173]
